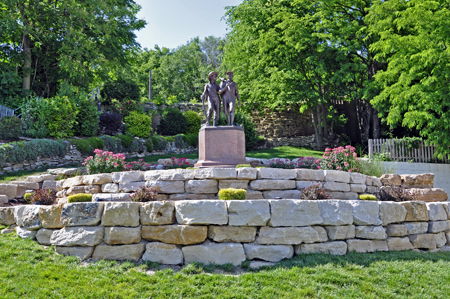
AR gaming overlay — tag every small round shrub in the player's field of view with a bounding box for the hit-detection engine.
[183,111,201,134]
[67,138,92,154]
[358,194,377,201]
[236,164,251,168]
[124,111,152,138]
[68,193,92,203]
[145,138,153,152]
[117,134,134,148]
[87,137,104,151]
[0,116,22,140]
[157,107,188,136]
[101,79,140,105]
[218,188,246,200]
[99,111,122,135]
[23,192,32,203]
[128,138,146,153]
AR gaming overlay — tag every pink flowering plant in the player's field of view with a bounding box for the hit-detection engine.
[315,145,360,172]
[124,159,157,171]
[83,149,126,174]
[164,157,193,169]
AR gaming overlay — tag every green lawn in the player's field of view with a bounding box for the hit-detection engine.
[1,231,450,298]
[0,168,52,184]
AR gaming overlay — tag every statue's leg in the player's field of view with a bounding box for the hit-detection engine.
[229,100,235,125]
[206,98,214,126]
[213,98,220,126]
[224,99,231,125]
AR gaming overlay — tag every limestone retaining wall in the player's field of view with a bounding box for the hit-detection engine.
[2,199,450,265]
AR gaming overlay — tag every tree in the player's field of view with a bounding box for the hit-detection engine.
[200,36,225,69]
[367,0,450,157]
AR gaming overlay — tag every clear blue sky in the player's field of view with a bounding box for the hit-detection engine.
[134,0,244,50]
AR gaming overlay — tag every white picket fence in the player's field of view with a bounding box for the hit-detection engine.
[368,139,448,163]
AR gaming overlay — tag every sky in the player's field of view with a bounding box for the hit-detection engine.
[133,0,244,50]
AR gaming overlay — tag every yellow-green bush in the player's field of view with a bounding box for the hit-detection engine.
[68,193,92,203]
[124,111,152,138]
[358,194,377,201]
[218,188,246,200]
[23,193,32,203]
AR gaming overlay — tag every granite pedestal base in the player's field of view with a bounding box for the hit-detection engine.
[194,126,247,168]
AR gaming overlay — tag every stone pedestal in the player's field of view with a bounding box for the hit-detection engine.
[195,126,246,168]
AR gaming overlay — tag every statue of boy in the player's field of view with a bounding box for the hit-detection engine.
[201,71,221,126]
[219,71,241,126]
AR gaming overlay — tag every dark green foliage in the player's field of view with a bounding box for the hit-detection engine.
[150,136,159,149]
[99,111,122,136]
[157,107,188,136]
[152,136,167,151]
[100,135,123,153]
[0,116,22,140]
[163,136,175,142]
[74,96,100,137]
[117,134,133,149]
[185,134,198,147]
[124,111,152,138]
[145,139,153,152]
[67,139,92,155]
[87,137,104,151]
[29,189,56,205]
[174,134,188,148]
[128,139,146,153]
[101,79,140,105]
[68,193,92,203]
[183,110,201,134]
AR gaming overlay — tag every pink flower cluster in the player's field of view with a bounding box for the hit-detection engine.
[315,145,360,173]
[125,159,157,171]
[164,157,193,169]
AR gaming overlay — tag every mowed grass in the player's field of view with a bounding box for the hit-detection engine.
[1,231,450,298]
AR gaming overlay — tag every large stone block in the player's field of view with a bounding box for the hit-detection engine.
[82,174,112,185]
[346,239,374,253]
[27,174,55,183]
[400,201,429,222]
[350,172,366,184]
[145,180,185,193]
[296,169,325,181]
[36,228,55,245]
[366,176,373,186]
[140,201,175,225]
[182,242,246,266]
[62,176,84,189]
[410,188,448,202]
[142,242,183,265]
[219,180,249,190]
[175,200,227,225]
[324,182,350,192]
[104,226,141,245]
[427,203,448,221]
[184,180,218,194]
[314,226,328,242]
[409,234,436,250]
[22,206,42,230]
[249,180,296,191]
[372,240,389,252]
[144,169,195,181]
[386,224,407,237]
[194,168,237,179]
[92,193,130,202]
[39,204,63,229]
[92,242,145,261]
[379,202,407,225]
[296,181,317,189]
[366,186,379,194]
[435,232,447,248]
[50,226,103,246]
[269,200,322,227]
[112,171,144,183]
[405,222,428,235]
[102,183,119,193]
[16,226,37,240]
[257,168,296,180]
[0,195,7,204]
[244,244,293,262]
[386,237,413,251]
[101,202,140,227]
[428,220,450,233]
[14,205,26,226]
[237,167,258,180]
[55,246,93,260]
[350,184,366,193]
[168,193,214,200]
[296,241,347,255]
[401,173,434,188]
[328,192,358,200]
[227,200,270,226]
[0,184,17,200]
[318,200,353,226]
[209,226,256,243]
[325,225,355,240]
[355,226,386,240]
[42,181,57,192]
[245,190,264,200]
[324,170,350,183]
[118,182,145,193]
[10,181,39,198]
[66,185,101,196]
[258,227,320,245]
[263,190,301,199]
[0,207,15,225]
[380,174,401,186]
[142,225,207,245]
[350,200,381,226]
[60,203,104,226]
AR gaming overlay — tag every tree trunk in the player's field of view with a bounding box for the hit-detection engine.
[372,108,381,139]
[22,33,32,92]
[311,108,323,148]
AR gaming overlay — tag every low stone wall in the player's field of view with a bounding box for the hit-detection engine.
[2,199,450,265]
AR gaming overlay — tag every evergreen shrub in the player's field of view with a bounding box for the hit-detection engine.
[145,139,153,152]
[0,116,22,140]
[218,188,246,200]
[117,134,133,148]
[87,137,104,151]
[183,111,201,134]
[100,135,122,153]
[358,194,377,201]
[101,79,140,105]
[74,96,100,136]
[67,138,92,154]
[157,107,188,136]
[68,193,92,203]
[124,111,152,138]
[185,134,198,147]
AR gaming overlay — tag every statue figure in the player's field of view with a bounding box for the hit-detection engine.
[219,71,241,126]
[201,71,221,126]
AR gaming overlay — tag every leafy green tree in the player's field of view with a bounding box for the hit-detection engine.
[367,0,450,156]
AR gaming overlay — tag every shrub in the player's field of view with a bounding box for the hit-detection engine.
[130,186,158,202]
[0,116,22,140]
[300,183,329,200]
[99,111,122,135]
[218,188,246,200]
[163,136,175,142]
[358,194,377,201]
[379,185,416,202]
[46,96,79,138]
[236,164,251,168]
[29,189,56,205]
[145,138,153,152]
[101,79,140,105]
[112,99,142,117]
[316,145,360,172]
[183,110,201,134]
[150,136,159,150]
[74,95,100,136]
[87,137,104,151]
[23,193,32,203]
[185,134,198,147]
[174,134,188,148]
[124,111,152,138]
[100,135,122,153]
[128,138,146,153]
[154,136,167,151]
[67,138,92,155]
[83,149,126,174]
[124,159,157,171]
[68,193,93,203]
[157,107,188,136]
[117,134,134,148]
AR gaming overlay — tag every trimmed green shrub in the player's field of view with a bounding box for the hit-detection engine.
[218,188,246,200]
[128,138,146,153]
[99,111,122,135]
[117,134,133,148]
[101,79,140,105]
[67,139,92,154]
[185,134,198,147]
[124,111,152,138]
[100,135,122,153]
[0,116,22,140]
[183,110,201,134]
[152,136,167,151]
[358,194,377,201]
[145,139,153,152]
[46,96,78,138]
[87,137,104,151]
[68,193,92,203]
[163,136,175,142]
[150,136,159,149]
[74,96,100,136]
[175,134,188,148]
[157,107,188,136]
[236,164,251,168]
[23,193,32,203]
